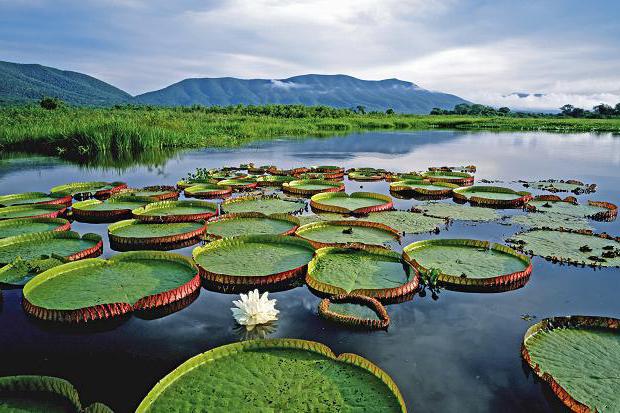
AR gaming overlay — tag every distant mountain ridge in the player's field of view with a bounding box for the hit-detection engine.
[0,61,469,113]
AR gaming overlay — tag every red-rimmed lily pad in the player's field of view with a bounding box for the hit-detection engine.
[23,251,201,322]
[71,196,154,223]
[295,220,400,248]
[193,234,315,287]
[403,239,532,291]
[453,186,532,207]
[414,202,500,222]
[0,375,113,412]
[522,179,596,194]
[184,183,232,199]
[306,245,418,301]
[269,166,309,176]
[521,316,620,413]
[0,204,67,220]
[217,178,258,191]
[422,170,474,186]
[206,212,299,239]
[133,200,218,223]
[135,338,406,413]
[0,217,71,239]
[526,195,617,222]
[108,219,207,250]
[310,192,393,215]
[282,179,345,196]
[124,186,180,201]
[176,178,217,190]
[348,171,385,181]
[0,192,72,207]
[221,195,306,215]
[318,294,390,330]
[0,231,103,286]
[50,181,127,200]
[385,173,423,182]
[256,175,296,187]
[389,179,458,197]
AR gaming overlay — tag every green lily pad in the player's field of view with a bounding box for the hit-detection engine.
[133,200,217,222]
[453,186,532,207]
[389,180,457,196]
[509,213,592,231]
[0,375,113,413]
[348,171,385,181]
[176,178,217,189]
[527,199,616,220]
[422,170,474,185]
[318,294,390,330]
[522,316,620,412]
[206,213,299,239]
[72,196,153,222]
[507,229,620,266]
[217,178,257,190]
[310,192,393,215]
[135,338,405,413]
[306,245,418,299]
[49,181,126,200]
[256,175,296,187]
[108,219,206,250]
[193,235,315,285]
[0,192,71,207]
[0,231,102,286]
[403,239,531,290]
[295,220,399,247]
[283,179,344,196]
[221,196,306,215]
[23,251,200,322]
[184,183,232,198]
[0,217,70,239]
[125,186,179,201]
[0,204,66,220]
[524,179,596,194]
[312,165,344,174]
[297,211,444,234]
[415,202,500,222]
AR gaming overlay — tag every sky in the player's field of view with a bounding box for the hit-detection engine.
[1,0,619,110]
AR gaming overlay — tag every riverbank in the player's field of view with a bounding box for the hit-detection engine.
[1,106,619,162]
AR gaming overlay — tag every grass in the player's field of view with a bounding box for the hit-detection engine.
[1,106,619,165]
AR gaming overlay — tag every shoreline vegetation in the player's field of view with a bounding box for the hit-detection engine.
[1,104,619,165]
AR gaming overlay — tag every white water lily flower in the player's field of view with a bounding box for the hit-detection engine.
[231,289,279,327]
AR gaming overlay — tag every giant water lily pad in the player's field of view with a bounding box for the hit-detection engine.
[310,192,393,215]
[23,251,200,322]
[125,186,180,201]
[184,183,232,199]
[453,186,532,207]
[415,202,500,222]
[318,294,390,330]
[522,316,620,412]
[523,179,596,194]
[0,375,113,412]
[221,196,306,215]
[71,196,154,223]
[193,234,315,286]
[135,338,405,413]
[312,165,344,174]
[507,229,620,267]
[217,178,258,191]
[403,239,532,291]
[176,178,217,190]
[0,217,71,239]
[0,204,67,220]
[295,220,400,248]
[306,245,418,300]
[133,200,217,223]
[108,219,206,250]
[206,213,299,239]
[422,170,474,186]
[0,231,102,286]
[256,175,296,187]
[0,192,72,207]
[389,180,457,197]
[298,211,444,234]
[509,213,592,231]
[50,181,127,200]
[527,197,617,221]
[348,170,385,181]
[282,179,344,196]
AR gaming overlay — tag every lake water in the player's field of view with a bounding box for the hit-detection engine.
[0,130,619,412]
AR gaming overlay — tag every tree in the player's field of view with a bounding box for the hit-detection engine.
[429,107,444,115]
[40,96,63,110]
[385,108,394,115]
[593,103,615,116]
[615,103,620,115]
[498,107,511,114]
[355,105,366,114]
[560,104,575,116]
[453,103,470,115]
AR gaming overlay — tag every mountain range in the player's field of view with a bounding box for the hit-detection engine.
[0,60,468,113]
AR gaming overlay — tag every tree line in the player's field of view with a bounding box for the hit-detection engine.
[430,103,620,118]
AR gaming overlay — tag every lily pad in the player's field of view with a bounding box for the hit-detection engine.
[269,166,308,176]
[0,204,67,220]
[507,229,620,267]
[133,200,218,223]
[193,234,315,286]
[310,192,393,215]
[348,171,385,181]
[522,316,620,412]
[0,192,72,207]
[415,202,500,222]
[184,183,232,199]
[385,173,423,182]
[297,211,444,234]
[221,195,306,215]
[71,196,154,223]
[206,213,299,239]
[429,165,476,173]
[125,186,180,201]
[453,186,532,207]
[312,165,344,174]
[217,178,258,191]
[0,217,71,239]
[0,231,103,286]
[306,245,418,300]
[135,338,405,413]
[318,294,390,330]
[282,179,345,196]
[49,181,127,200]
[403,239,532,291]
[108,219,206,250]
[176,178,217,189]
[0,375,113,412]
[295,220,400,248]
[523,179,596,194]
[527,196,617,221]
[422,171,474,186]
[256,175,296,187]
[389,180,457,196]
[509,213,592,231]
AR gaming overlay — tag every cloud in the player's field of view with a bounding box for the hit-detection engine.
[470,92,620,112]
[269,79,306,90]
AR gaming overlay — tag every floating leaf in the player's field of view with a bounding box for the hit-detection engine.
[415,202,500,222]
[295,220,400,248]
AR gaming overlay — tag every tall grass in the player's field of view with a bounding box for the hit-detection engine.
[1,106,619,163]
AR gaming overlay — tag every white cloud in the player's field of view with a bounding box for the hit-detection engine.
[270,79,306,90]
